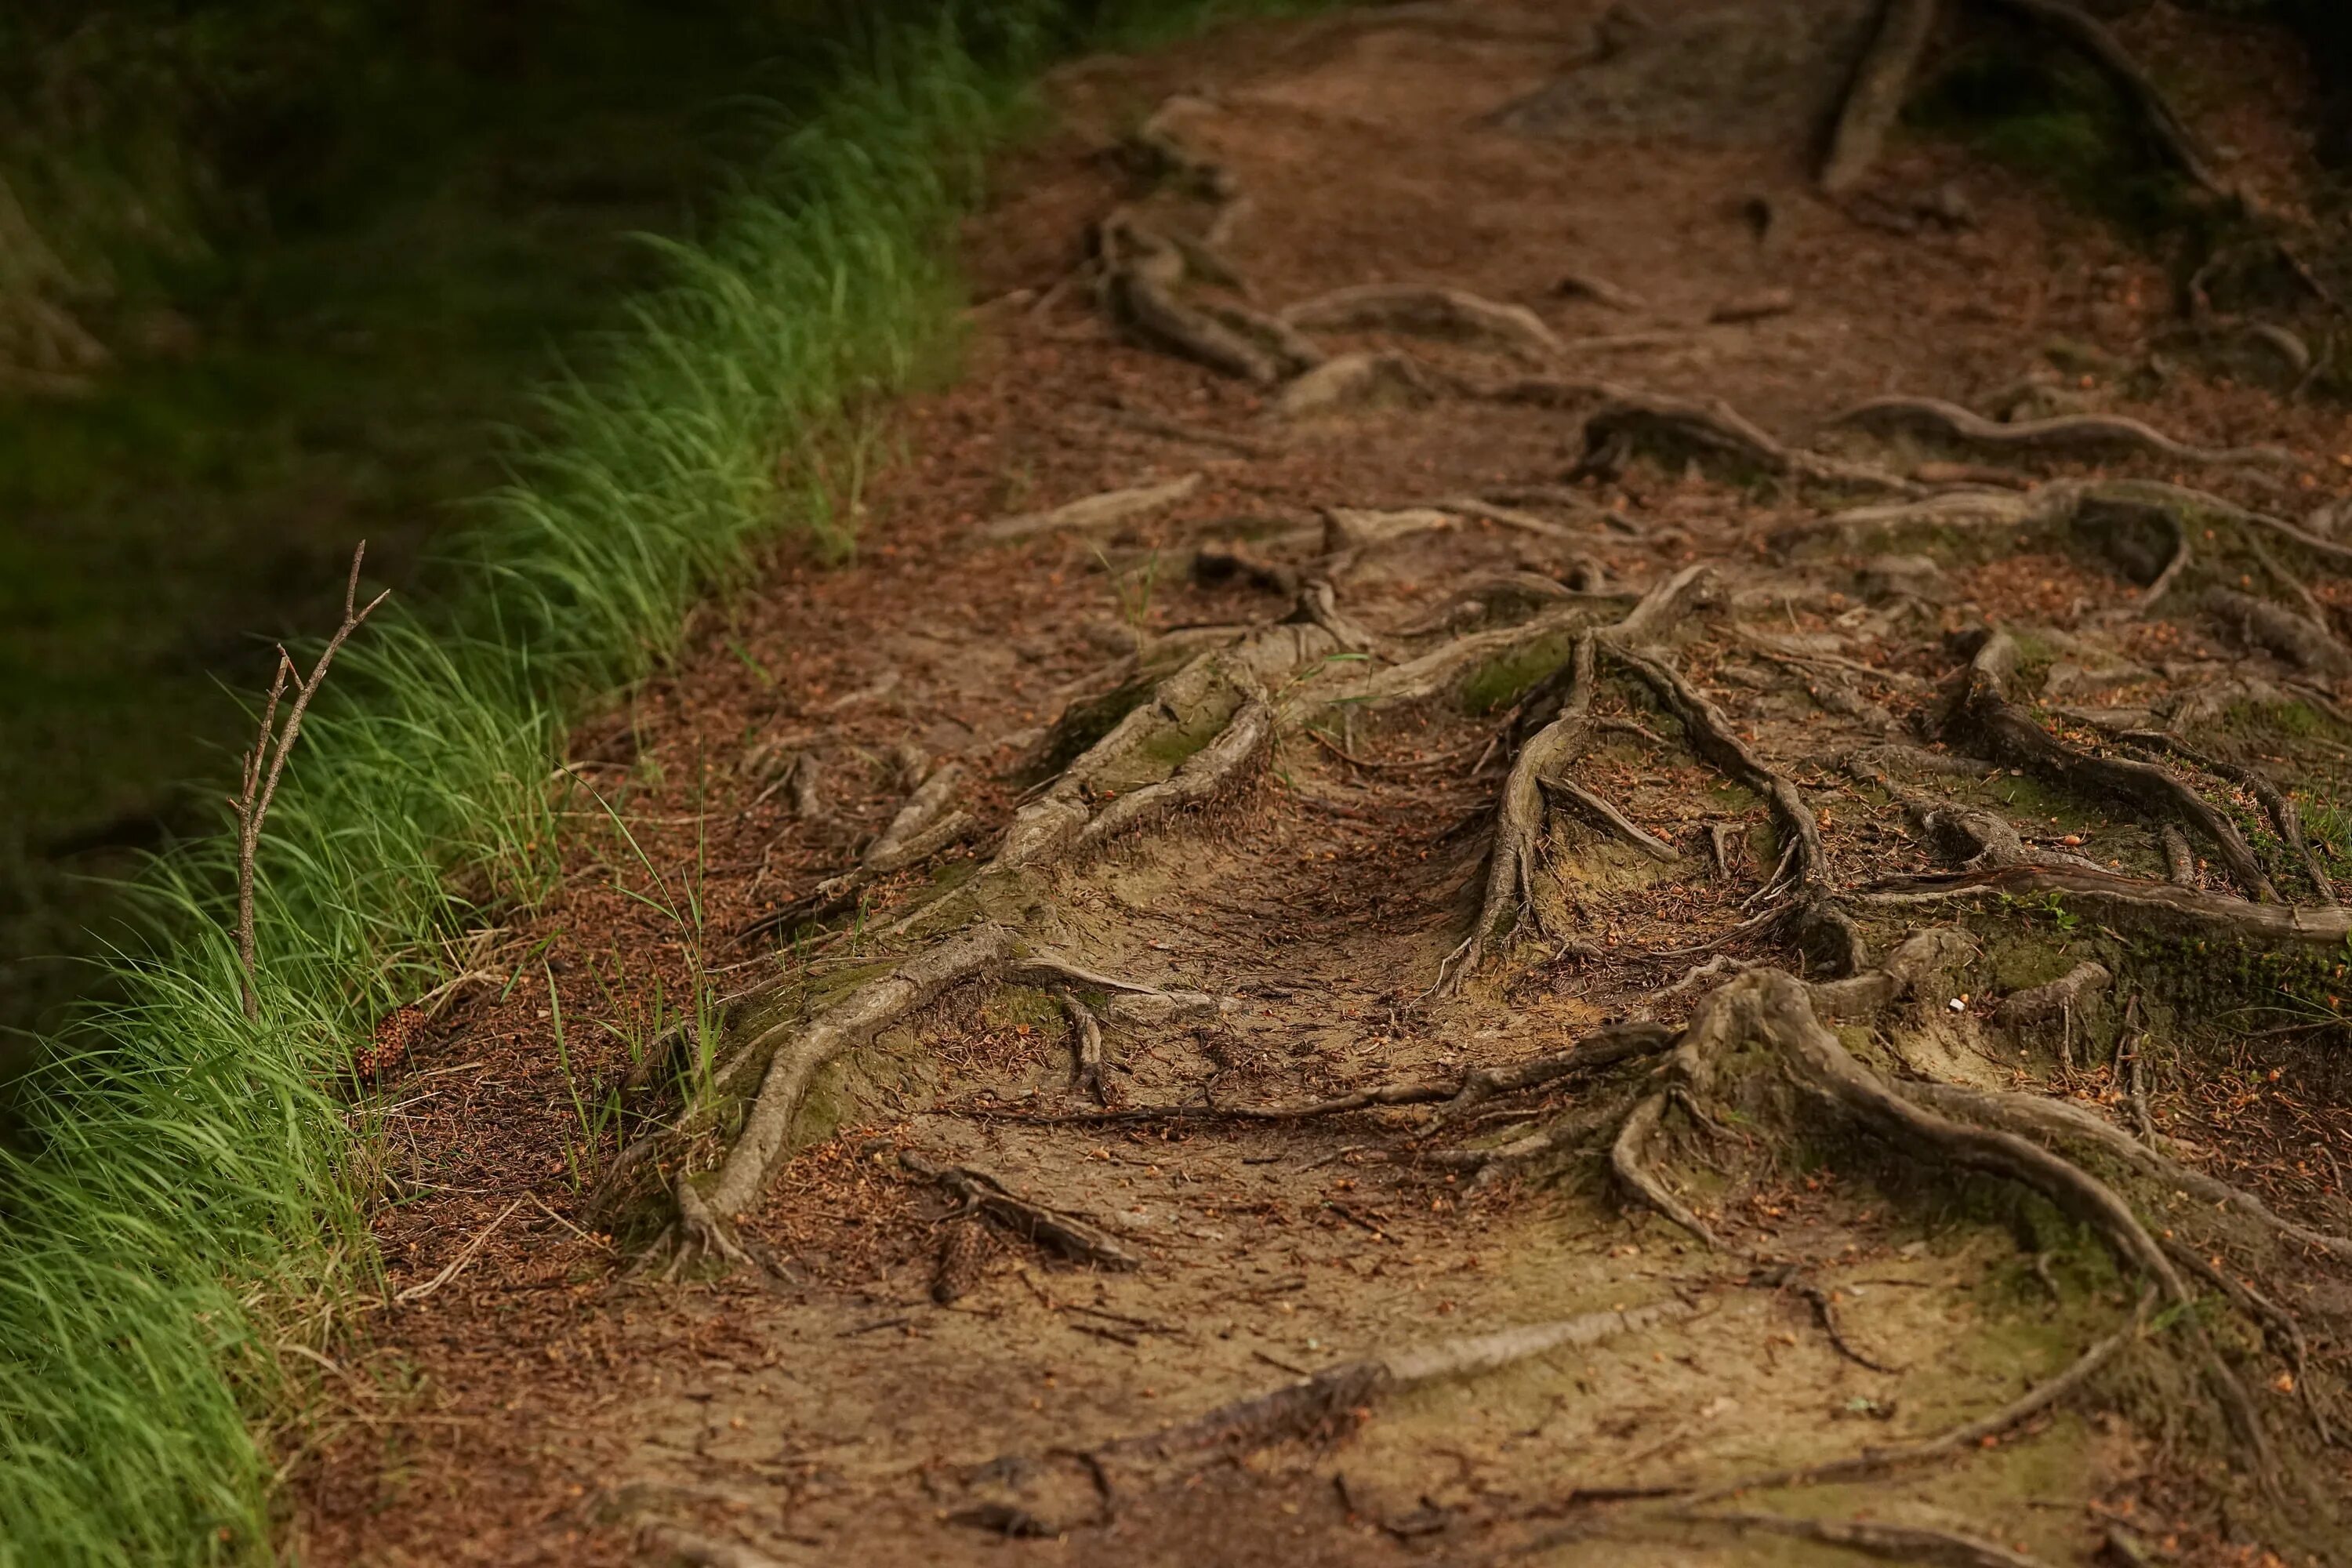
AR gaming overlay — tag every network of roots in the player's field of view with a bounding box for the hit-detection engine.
[608,14,2352,1560]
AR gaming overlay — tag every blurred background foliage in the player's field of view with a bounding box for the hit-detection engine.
[0,0,929,1038]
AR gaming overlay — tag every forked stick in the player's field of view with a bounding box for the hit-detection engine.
[232,543,390,1019]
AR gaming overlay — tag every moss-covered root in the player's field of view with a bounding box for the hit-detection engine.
[1597,960,2273,1475]
[1952,630,2279,900]
[664,926,1013,1272]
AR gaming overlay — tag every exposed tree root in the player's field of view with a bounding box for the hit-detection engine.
[1673,1511,2053,1568]
[2118,731,2337,905]
[1541,775,1677,861]
[1862,863,2352,949]
[899,1152,1141,1272]
[2163,1241,2335,1446]
[1950,632,2278,901]
[655,928,1013,1271]
[744,763,972,938]
[1819,0,1940,194]
[982,472,1203,542]
[1896,791,2103,876]
[1100,217,1292,385]
[1973,0,2230,201]
[1825,394,2295,469]
[1273,350,1439,419]
[1441,564,1727,989]
[638,1523,793,1568]
[1612,1090,1722,1247]
[955,1020,1676,1127]
[2162,824,2200,887]
[1554,270,1646,312]
[1279,284,1564,361]
[1445,632,1602,989]
[931,1218,988,1305]
[1894,1076,2352,1264]
[2205,586,2352,680]
[1604,639,1860,971]
[1117,1302,1697,1463]
[1997,960,2109,1030]
[1577,390,1916,495]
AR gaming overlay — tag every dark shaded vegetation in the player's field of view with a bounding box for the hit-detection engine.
[0,1,901,1041]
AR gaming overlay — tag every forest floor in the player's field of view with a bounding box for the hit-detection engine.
[293,2,2352,1563]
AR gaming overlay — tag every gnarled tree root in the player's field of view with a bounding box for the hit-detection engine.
[1599,964,2270,1468]
[1577,389,1917,495]
[655,927,1014,1272]
[744,762,973,938]
[1862,863,2352,949]
[1825,394,2295,469]
[1951,631,2278,900]
[1278,283,1563,362]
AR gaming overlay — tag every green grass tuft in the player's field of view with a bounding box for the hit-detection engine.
[0,3,1352,1560]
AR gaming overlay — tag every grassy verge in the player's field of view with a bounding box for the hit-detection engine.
[0,2,1340,1561]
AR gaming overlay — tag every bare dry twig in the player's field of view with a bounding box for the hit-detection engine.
[232,543,389,1020]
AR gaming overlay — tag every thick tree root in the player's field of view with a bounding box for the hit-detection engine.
[1862,863,2352,949]
[1577,390,1916,495]
[1825,394,2295,469]
[1278,284,1564,361]
[1443,565,1728,989]
[1951,632,2278,900]
[1997,960,2109,1029]
[744,763,972,938]
[982,473,1203,542]
[1973,0,2231,200]
[1118,1302,1697,1463]
[1060,993,1111,1104]
[655,928,1013,1269]
[2205,586,2352,680]
[957,1020,1676,1127]
[954,1301,1698,1532]
[1446,633,1601,988]
[1273,350,1439,419]
[1541,775,1677,861]
[2118,731,2338,905]
[1819,0,1940,195]
[1895,1076,2352,1264]
[2163,1242,2336,1446]
[638,1523,793,1568]
[1100,217,1294,385]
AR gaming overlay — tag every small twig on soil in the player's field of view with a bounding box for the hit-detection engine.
[901,1152,1141,1272]
[1675,1511,2053,1568]
[394,1199,523,1305]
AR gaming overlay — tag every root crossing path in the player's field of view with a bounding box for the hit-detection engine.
[300,5,2352,1566]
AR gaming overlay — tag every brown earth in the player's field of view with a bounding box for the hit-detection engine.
[289,3,2352,1566]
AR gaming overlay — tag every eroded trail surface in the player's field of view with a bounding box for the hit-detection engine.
[300,4,2352,1564]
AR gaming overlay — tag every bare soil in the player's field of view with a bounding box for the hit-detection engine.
[292,4,2352,1565]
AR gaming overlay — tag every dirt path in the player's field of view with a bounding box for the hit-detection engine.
[297,5,2352,1564]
